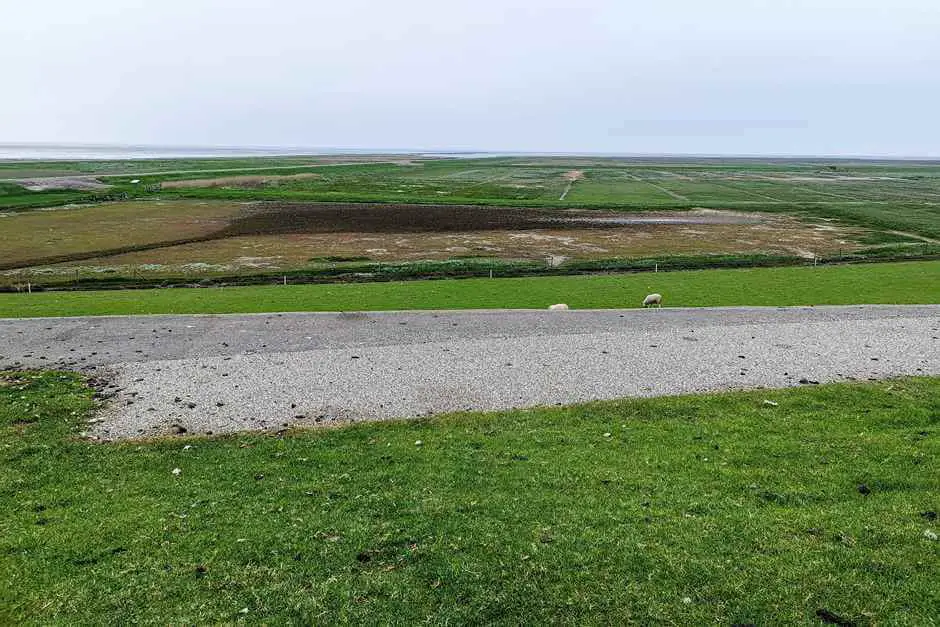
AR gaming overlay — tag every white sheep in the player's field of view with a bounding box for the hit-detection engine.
[642,293,662,308]
[548,303,569,310]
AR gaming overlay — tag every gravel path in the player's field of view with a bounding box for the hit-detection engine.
[1,306,937,440]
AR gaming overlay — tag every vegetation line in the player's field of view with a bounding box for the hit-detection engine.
[1,260,936,318]
[0,234,224,271]
[5,248,937,293]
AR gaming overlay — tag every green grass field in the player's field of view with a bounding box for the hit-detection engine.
[138,159,940,238]
[3,156,939,290]
[1,260,937,318]
[2,371,937,623]
[0,181,92,212]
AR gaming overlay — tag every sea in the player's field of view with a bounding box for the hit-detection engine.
[1,144,930,163]
[0,143,505,161]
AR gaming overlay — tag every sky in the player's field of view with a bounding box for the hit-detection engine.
[2,0,938,156]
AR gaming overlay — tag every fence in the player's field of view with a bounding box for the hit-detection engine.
[3,245,938,293]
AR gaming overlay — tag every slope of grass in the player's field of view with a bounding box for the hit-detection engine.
[1,372,937,624]
[1,260,937,318]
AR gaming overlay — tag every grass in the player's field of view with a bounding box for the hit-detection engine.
[139,159,940,239]
[3,157,938,289]
[1,195,892,286]
[0,260,937,318]
[0,181,91,212]
[0,156,940,287]
[1,371,937,623]
[0,200,240,269]
[9,156,940,230]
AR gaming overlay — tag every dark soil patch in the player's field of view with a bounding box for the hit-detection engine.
[0,202,656,270]
[216,202,764,235]
[0,202,771,272]
[217,202,577,236]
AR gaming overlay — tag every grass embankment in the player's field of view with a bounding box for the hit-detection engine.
[1,372,937,623]
[1,260,937,318]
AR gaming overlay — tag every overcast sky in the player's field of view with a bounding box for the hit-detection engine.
[2,0,938,156]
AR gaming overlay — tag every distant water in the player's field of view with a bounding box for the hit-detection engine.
[0,143,499,161]
[1,144,933,162]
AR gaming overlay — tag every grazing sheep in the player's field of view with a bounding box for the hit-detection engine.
[548,303,569,310]
[642,293,662,308]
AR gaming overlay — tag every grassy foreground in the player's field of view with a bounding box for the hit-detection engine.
[2,260,939,318]
[1,373,938,623]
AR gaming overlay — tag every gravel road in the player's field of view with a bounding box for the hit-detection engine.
[1,306,937,440]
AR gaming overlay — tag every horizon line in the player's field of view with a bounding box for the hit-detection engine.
[0,141,937,162]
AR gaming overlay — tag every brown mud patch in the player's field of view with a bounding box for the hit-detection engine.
[562,170,585,181]
[14,205,866,279]
[216,203,762,237]
[18,177,111,191]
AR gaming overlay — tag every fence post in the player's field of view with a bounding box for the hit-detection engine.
[654,263,658,273]
[283,275,287,286]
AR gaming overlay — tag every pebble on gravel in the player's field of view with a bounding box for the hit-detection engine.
[14,306,935,441]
